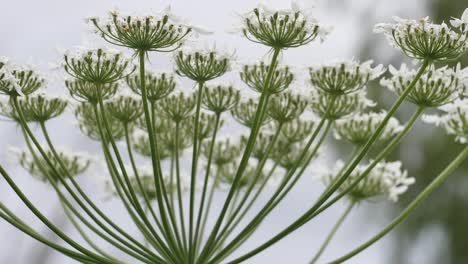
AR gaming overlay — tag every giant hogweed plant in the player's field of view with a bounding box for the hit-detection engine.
[0,3,467,264]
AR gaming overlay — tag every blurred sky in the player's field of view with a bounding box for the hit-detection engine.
[0,0,432,263]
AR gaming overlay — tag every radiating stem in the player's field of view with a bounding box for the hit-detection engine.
[224,60,430,264]
[198,47,281,263]
[193,113,222,257]
[189,81,205,263]
[137,49,181,259]
[328,145,468,264]
[307,106,425,221]
[309,200,355,264]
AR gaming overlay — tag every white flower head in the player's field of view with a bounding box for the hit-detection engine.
[450,8,468,31]
[87,7,201,51]
[9,145,92,184]
[374,15,468,61]
[422,99,468,143]
[174,43,233,82]
[235,2,329,48]
[64,47,136,84]
[381,64,465,107]
[334,111,403,145]
[310,89,375,120]
[309,59,386,95]
[319,160,414,202]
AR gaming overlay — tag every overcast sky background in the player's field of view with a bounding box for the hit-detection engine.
[0,0,435,263]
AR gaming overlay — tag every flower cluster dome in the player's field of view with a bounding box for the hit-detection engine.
[319,160,414,202]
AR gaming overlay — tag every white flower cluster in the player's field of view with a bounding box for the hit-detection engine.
[334,111,403,145]
[8,146,92,183]
[238,2,330,48]
[0,58,45,96]
[88,7,209,36]
[309,59,385,94]
[64,47,135,83]
[381,64,466,107]
[64,46,131,66]
[423,99,468,143]
[319,160,414,202]
[450,8,468,31]
[309,89,375,120]
[374,12,468,61]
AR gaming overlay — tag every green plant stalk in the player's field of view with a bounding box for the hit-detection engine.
[35,123,158,263]
[59,197,122,263]
[101,143,170,262]
[97,97,179,262]
[328,145,468,264]
[309,201,355,264]
[0,203,98,263]
[210,119,332,263]
[174,121,189,253]
[224,60,430,264]
[218,122,284,238]
[198,47,281,262]
[124,124,166,236]
[14,99,160,262]
[214,162,279,251]
[14,128,133,260]
[189,80,205,264]
[0,164,114,264]
[92,105,177,262]
[306,106,425,222]
[197,168,222,252]
[137,50,181,259]
[150,101,187,256]
[193,113,222,257]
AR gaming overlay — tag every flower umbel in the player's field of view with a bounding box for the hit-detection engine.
[319,160,414,202]
[381,64,465,107]
[334,111,403,145]
[239,3,328,48]
[423,99,468,143]
[374,15,468,61]
[240,62,294,94]
[64,48,135,84]
[88,8,193,51]
[309,60,385,95]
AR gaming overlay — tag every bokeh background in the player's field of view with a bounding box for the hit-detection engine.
[0,0,467,263]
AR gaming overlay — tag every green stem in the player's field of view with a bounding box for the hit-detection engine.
[174,121,189,252]
[124,124,166,237]
[215,162,279,249]
[59,197,121,263]
[193,113,222,257]
[15,100,159,262]
[0,164,113,264]
[309,201,355,264]
[198,47,281,262]
[218,122,284,239]
[189,81,205,263]
[137,49,181,260]
[150,101,186,256]
[0,204,98,263]
[224,60,430,264]
[96,98,176,261]
[328,145,468,264]
[210,119,332,263]
[307,106,425,221]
